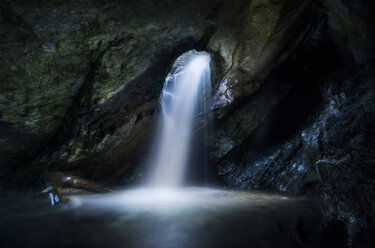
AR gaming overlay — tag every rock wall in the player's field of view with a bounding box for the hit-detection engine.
[0,0,313,186]
[0,0,220,185]
[210,0,375,246]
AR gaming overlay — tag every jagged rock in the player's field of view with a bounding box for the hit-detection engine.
[215,42,375,246]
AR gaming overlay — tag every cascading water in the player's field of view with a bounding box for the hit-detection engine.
[147,50,211,188]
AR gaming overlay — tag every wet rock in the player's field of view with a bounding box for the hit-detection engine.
[208,8,327,166]
[303,73,375,247]
[46,171,115,193]
[41,171,115,205]
[41,42,56,53]
[217,135,305,192]
[211,9,328,184]
[215,51,375,246]
[211,2,375,244]
[40,186,62,206]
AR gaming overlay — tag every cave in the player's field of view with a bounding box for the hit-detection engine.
[0,0,374,247]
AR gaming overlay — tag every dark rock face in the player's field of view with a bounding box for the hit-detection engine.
[216,53,375,245]
[211,1,375,246]
[307,69,375,247]
[212,10,330,191]
[209,0,313,111]
[0,0,221,185]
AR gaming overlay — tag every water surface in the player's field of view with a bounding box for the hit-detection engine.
[0,188,328,248]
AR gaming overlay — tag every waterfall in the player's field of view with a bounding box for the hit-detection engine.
[148,51,211,188]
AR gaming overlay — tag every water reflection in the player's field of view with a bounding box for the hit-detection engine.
[0,188,328,248]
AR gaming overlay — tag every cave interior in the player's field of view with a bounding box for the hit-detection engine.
[0,0,374,247]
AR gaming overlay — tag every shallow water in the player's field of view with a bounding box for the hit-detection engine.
[0,188,328,248]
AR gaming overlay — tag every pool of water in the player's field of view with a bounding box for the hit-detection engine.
[0,188,331,248]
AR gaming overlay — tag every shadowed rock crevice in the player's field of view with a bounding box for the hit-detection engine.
[209,10,329,165]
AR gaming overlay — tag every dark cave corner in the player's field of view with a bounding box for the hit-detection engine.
[0,0,374,247]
